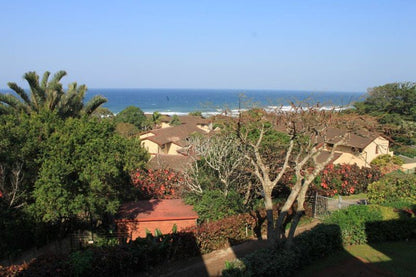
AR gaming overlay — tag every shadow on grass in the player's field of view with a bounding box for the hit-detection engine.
[225,217,416,277]
[295,217,416,277]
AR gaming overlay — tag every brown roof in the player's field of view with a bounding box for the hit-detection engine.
[142,124,209,146]
[147,154,193,171]
[325,128,380,150]
[177,115,211,125]
[117,199,198,221]
[316,151,343,164]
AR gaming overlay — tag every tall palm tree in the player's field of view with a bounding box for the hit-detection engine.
[0,70,107,118]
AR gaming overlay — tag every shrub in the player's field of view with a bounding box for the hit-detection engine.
[222,224,343,277]
[367,172,416,206]
[324,205,383,245]
[371,154,404,167]
[313,164,381,196]
[131,168,182,199]
[366,218,416,242]
[184,190,244,221]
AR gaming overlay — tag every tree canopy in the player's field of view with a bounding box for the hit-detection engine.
[354,82,416,123]
[115,106,149,130]
[31,116,148,225]
[0,70,107,118]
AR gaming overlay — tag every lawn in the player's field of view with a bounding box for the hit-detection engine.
[296,240,416,277]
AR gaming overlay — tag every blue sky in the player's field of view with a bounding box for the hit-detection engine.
[1,0,415,92]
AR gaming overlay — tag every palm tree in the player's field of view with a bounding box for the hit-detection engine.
[0,70,107,118]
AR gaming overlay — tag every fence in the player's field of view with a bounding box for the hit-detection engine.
[313,192,367,219]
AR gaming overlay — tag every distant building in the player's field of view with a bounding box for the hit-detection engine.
[318,128,393,167]
[140,115,213,170]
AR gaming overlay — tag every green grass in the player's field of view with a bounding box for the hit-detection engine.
[296,240,416,277]
[340,192,368,200]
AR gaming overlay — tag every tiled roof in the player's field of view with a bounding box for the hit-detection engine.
[316,151,343,164]
[117,199,198,221]
[142,124,209,146]
[324,128,380,150]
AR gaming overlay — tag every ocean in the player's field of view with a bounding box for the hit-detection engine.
[85,88,365,115]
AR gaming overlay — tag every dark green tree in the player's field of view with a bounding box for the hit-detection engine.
[115,106,149,130]
[354,82,416,122]
[30,116,148,230]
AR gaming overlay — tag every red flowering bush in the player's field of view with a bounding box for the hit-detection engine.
[131,168,183,199]
[313,164,381,196]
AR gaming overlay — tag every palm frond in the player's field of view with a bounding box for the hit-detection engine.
[7,82,32,108]
[51,70,67,84]
[40,71,50,90]
[83,95,108,115]
[0,93,30,114]
[24,71,44,110]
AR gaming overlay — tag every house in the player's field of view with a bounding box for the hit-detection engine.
[140,115,212,156]
[320,128,393,167]
[116,199,198,240]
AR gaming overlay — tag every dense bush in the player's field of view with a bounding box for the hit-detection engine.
[222,224,343,277]
[365,218,416,242]
[190,213,254,253]
[184,190,245,221]
[3,212,256,276]
[371,154,404,167]
[131,168,182,199]
[313,164,381,196]
[367,172,416,206]
[324,205,384,245]
[223,206,416,277]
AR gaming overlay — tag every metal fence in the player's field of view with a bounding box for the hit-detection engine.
[313,192,367,219]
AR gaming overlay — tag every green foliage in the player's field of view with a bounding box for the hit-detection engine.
[324,205,383,245]
[367,172,416,206]
[69,250,93,277]
[1,70,107,118]
[222,224,343,277]
[354,82,416,121]
[170,114,181,126]
[371,154,404,167]
[365,218,416,242]
[189,111,203,117]
[392,145,416,158]
[115,106,148,130]
[31,116,148,225]
[184,190,244,221]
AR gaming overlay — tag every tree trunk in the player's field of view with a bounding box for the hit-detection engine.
[275,181,302,240]
[286,179,309,246]
[264,190,275,241]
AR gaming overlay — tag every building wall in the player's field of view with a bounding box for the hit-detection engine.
[141,140,161,154]
[167,143,182,155]
[118,219,197,241]
[334,152,367,167]
[140,133,155,139]
[334,137,392,168]
[361,137,392,165]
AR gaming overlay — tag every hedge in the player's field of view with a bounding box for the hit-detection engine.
[2,212,258,276]
[222,224,343,277]
[367,172,416,206]
[223,205,416,277]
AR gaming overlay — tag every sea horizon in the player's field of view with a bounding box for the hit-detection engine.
[85,88,365,115]
[0,87,366,115]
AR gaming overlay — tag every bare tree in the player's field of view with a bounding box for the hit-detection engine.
[191,134,246,197]
[237,104,369,242]
[0,163,26,208]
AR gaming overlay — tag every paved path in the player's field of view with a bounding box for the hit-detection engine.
[149,219,321,277]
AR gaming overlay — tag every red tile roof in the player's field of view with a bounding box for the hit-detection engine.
[117,199,198,222]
